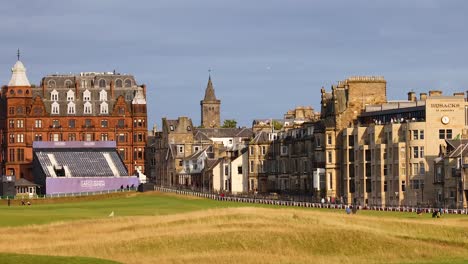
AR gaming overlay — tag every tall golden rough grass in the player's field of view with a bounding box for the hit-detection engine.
[0,207,466,264]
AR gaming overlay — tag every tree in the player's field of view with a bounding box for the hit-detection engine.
[222,119,237,128]
[272,120,283,131]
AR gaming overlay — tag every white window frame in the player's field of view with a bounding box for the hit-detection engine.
[51,102,60,115]
[51,89,59,101]
[100,102,108,114]
[67,89,75,101]
[84,101,92,114]
[67,102,76,114]
[177,145,184,154]
[83,89,91,101]
[99,89,107,101]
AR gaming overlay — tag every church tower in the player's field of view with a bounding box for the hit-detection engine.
[200,76,220,128]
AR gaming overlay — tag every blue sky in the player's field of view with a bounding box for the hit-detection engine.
[1,0,467,128]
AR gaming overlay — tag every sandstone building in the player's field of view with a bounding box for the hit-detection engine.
[150,77,252,192]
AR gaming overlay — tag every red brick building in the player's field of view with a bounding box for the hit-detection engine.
[0,59,147,181]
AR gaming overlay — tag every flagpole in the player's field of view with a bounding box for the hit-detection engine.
[460,136,465,209]
[461,136,465,209]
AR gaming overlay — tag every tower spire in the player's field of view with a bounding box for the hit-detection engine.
[17,49,20,61]
[200,71,221,128]
[203,73,216,101]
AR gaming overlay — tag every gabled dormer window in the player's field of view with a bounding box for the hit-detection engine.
[99,89,107,101]
[51,102,60,114]
[51,89,58,101]
[67,89,75,101]
[67,102,75,114]
[83,89,91,101]
[100,102,108,114]
[84,101,92,114]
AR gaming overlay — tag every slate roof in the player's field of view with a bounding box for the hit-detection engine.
[205,158,222,171]
[30,72,144,116]
[15,178,38,187]
[194,127,253,138]
[446,139,468,158]
[251,131,271,144]
[184,146,210,160]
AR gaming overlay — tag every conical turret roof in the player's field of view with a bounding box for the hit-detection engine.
[8,60,30,87]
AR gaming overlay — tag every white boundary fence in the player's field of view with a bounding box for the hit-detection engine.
[0,188,137,200]
[155,187,468,215]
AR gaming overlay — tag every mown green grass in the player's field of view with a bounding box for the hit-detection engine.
[0,192,465,227]
[0,192,242,227]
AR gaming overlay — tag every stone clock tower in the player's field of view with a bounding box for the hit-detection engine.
[200,76,220,128]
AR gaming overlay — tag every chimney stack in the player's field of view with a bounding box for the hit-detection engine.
[408,91,416,102]
[420,93,427,101]
[429,90,442,96]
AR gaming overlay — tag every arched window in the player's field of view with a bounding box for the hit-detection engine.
[100,102,108,114]
[67,102,75,114]
[51,89,59,101]
[99,89,107,101]
[48,80,56,88]
[115,79,123,87]
[83,89,91,101]
[124,79,132,87]
[67,89,75,101]
[83,101,92,114]
[51,102,60,114]
[99,79,106,88]
[64,79,73,88]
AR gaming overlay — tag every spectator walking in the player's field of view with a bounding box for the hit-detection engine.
[345,206,351,215]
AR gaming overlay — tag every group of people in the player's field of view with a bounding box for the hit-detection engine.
[120,184,135,191]
[431,208,443,218]
[417,207,443,218]
[344,205,444,218]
